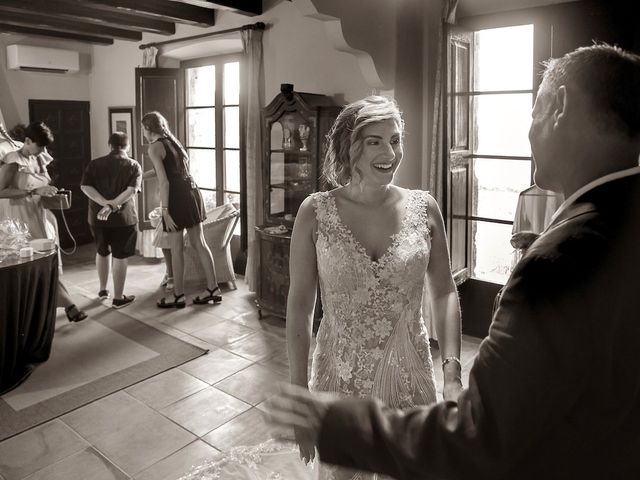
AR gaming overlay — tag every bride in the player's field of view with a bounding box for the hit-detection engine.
[179,96,462,480]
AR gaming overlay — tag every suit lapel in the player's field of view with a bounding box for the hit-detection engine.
[544,202,596,234]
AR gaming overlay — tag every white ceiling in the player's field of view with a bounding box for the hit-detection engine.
[457,0,581,18]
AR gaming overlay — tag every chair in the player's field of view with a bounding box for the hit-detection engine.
[183,203,240,289]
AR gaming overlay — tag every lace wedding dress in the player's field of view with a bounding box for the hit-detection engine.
[180,189,437,480]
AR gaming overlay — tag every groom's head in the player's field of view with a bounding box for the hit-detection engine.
[529,44,640,194]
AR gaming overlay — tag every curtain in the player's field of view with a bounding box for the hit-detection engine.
[241,28,264,292]
[136,46,161,257]
[142,47,158,68]
[425,0,458,340]
[427,0,458,205]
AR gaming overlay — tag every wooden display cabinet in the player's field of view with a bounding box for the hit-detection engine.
[256,84,341,319]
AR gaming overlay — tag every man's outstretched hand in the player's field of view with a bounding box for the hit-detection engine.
[265,383,338,463]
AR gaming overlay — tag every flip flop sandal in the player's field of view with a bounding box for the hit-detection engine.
[66,304,88,322]
[193,287,222,305]
[157,293,186,309]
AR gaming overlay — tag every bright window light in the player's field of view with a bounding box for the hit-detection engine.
[471,24,534,284]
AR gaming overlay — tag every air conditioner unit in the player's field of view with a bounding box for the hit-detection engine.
[6,44,80,74]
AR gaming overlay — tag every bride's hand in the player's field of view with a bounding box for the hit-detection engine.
[442,358,463,401]
[443,378,463,401]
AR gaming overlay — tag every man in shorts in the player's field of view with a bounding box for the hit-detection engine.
[81,132,141,309]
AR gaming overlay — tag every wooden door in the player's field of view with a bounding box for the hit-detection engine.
[444,26,473,285]
[134,67,183,231]
[29,100,91,248]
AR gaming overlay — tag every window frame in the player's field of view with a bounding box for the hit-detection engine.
[181,53,247,249]
[447,14,551,285]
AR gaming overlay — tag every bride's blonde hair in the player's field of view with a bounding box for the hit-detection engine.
[322,96,404,187]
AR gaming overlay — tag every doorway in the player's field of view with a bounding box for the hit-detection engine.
[29,99,92,248]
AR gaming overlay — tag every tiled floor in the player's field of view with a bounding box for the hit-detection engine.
[0,244,482,480]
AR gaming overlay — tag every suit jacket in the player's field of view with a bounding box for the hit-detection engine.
[318,172,640,479]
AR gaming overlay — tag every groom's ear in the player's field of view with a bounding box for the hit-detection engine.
[552,85,568,129]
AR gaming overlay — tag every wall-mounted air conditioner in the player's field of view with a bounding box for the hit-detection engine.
[6,44,80,74]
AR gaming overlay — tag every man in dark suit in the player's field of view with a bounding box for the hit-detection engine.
[268,44,640,479]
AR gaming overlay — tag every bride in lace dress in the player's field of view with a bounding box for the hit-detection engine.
[286,96,463,480]
[179,96,462,480]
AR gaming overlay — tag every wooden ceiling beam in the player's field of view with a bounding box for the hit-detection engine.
[0,9,143,41]
[0,22,114,45]
[0,0,176,35]
[170,0,262,16]
[78,0,216,27]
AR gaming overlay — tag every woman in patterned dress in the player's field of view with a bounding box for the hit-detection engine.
[0,121,87,322]
[287,96,463,479]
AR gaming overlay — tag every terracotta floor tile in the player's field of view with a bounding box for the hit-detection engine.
[126,369,209,410]
[23,448,128,480]
[190,319,256,346]
[214,363,287,406]
[159,387,251,437]
[133,440,221,480]
[61,391,195,475]
[179,348,253,385]
[222,330,286,362]
[0,420,88,480]
[202,407,289,452]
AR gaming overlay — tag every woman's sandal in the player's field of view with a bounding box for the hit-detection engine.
[157,293,186,309]
[193,287,222,305]
[65,304,88,323]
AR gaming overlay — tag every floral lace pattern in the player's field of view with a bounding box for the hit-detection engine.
[178,440,314,480]
[309,189,438,480]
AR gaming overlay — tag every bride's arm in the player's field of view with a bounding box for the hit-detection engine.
[287,196,318,387]
[286,195,319,463]
[425,194,463,401]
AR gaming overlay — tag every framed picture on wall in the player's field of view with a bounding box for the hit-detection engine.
[108,107,134,157]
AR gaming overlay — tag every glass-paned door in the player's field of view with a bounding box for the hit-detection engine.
[447,24,535,285]
[184,56,242,238]
[470,24,534,283]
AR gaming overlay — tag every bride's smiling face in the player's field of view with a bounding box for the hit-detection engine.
[354,119,403,187]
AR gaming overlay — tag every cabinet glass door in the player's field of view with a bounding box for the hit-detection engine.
[268,112,316,224]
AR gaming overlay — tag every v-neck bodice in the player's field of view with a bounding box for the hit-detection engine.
[329,193,410,264]
[309,189,437,414]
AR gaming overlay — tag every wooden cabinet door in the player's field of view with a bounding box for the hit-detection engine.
[135,67,184,230]
[256,229,290,318]
[29,99,91,248]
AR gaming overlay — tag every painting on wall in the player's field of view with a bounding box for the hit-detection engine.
[108,107,134,157]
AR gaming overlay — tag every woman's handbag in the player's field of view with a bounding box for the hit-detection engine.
[41,189,72,210]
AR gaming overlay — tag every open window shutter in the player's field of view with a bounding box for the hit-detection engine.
[444,25,473,284]
[135,67,184,230]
